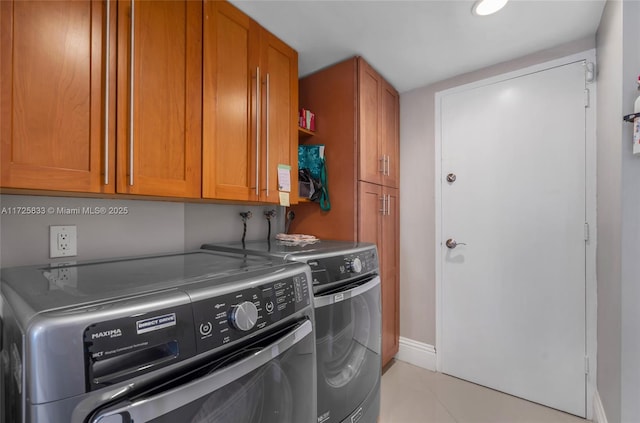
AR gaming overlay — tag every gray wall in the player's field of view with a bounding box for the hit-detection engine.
[399,36,595,345]
[620,4,640,422]
[0,194,282,268]
[596,2,623,422]
[596,1,640,422]
[184,203,284,249]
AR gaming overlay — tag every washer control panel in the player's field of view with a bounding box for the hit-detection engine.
[304,248,379,287]
[192,272,310,353]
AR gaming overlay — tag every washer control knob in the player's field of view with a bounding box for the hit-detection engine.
[228,301,258,331]
[347,257,363,273]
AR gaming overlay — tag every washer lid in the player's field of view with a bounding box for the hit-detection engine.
[202,240,376,261]
[0,251,283,314]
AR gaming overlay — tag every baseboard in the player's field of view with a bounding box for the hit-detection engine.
[592,390,608,423]
[395,337,437,371]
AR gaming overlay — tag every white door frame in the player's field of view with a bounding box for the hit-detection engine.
[434,49,597,419]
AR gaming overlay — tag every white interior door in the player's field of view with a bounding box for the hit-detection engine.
[439,62,587,417]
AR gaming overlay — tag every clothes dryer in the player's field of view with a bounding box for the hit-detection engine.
[202,240,381,423]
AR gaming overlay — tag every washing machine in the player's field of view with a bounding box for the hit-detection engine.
[202,240,381,423]
[0,250,316,423]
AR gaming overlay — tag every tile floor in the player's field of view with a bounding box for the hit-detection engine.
[379,360,589,423]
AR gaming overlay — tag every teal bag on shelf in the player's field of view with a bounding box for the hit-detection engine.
[298,145,324,180]
[298,145,331,211]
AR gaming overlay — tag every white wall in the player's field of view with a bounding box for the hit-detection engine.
[399,37,595,345]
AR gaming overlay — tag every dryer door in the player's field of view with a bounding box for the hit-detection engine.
[314,275,381,423]
[89,319,315,423]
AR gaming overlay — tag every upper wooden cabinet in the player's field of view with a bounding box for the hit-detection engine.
[116,0,202,198]
[2,0,297,202]
[1,0,115,193]
[1,0,201,198]
[380,79,400,188]
[202,1,259,201]
[358,59,399,188]
[259,30,298,203]
[202,0,297,203]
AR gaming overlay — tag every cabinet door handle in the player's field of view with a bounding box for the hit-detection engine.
[103,0,111,185]
[128,0,135,186]
[386,194,391,216]
[379,196,385,214]
[385,155,390,177]
[255,67,260,196]
[265,73,270,197]
[379,156,385,174]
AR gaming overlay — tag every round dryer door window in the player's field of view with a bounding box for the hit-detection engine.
[315,277,382,423]
[89,320,316,423]
[322,296,370,388]
[190,361,293,423]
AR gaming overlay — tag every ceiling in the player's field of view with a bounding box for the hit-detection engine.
[228,0,606,93]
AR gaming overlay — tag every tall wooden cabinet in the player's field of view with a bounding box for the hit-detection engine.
[1,0,114,193]
[202,0,298,203]
[290,57,401,367]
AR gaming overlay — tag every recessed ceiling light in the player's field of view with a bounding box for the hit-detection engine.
[472,0,509,16]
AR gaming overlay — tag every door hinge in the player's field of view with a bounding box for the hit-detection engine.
[584,222,590,242]
[584,62,596,83]
[584,89,590,108]
[585,356,590,375]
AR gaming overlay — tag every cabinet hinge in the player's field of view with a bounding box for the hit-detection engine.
[585,356,590,375]
[584,222,590,242]
[584,89,590,108]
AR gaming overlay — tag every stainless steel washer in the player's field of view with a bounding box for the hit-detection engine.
[202,240,381,423]
[1,250,316,423]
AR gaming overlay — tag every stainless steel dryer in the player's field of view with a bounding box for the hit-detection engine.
[201,240,381,423]
[0,250,316,423]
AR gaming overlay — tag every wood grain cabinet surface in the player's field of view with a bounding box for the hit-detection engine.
[358,182,399,367]
[202,0,298,203]
[116,0,202,198]
[1,0,114,193]
[358,59,400,189]
[2,0,297,202]
[290,57,401,367]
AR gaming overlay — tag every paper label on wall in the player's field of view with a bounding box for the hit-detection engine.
[277,164,291,192]
[279,192,290,207]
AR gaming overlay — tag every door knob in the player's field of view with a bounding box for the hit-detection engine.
[446,239,466,249]
[446,173,456,183]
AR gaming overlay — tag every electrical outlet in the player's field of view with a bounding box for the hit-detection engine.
[50,225,77,258]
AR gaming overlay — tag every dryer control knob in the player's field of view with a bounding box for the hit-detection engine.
[347,257,363,273]
[228,301,259,332]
